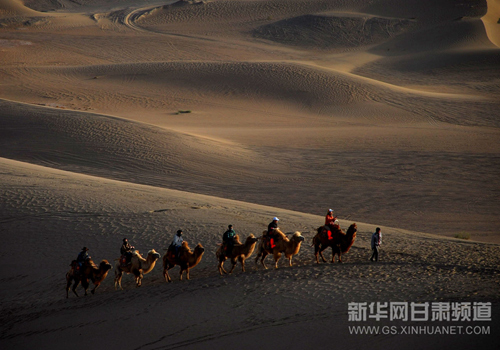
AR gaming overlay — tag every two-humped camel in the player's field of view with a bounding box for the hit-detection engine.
[216,234,258,275]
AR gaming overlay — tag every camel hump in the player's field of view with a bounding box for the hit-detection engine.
[180,241,191,253]
[275,228,289,241]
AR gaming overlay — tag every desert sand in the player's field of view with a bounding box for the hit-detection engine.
[1,0,499,349]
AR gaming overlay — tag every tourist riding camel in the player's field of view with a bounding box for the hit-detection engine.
[170,229,184,258]
[324,209,340,239]
[221,224,236,257]
[265,217,280,249]
[120,238,135,267]
[74,247,90,275]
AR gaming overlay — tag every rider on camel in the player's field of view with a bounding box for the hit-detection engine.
[222,224,236,256]
[267,217,279,249]
[120,238,135,266]
[324,209,340,240]
[171,229,184,258]
[75,247,89,275]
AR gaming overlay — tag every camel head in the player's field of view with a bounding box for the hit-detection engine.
[340,224,357,253]
[291,232,305,243]
[148,249,161,260]
[246,234,258,244]
[194,244,205,255]
[100,260,113,272]
[346,223,357,237]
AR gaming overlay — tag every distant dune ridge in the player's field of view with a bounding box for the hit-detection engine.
[1,0,500,349]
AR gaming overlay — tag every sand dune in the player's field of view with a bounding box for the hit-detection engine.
[1,0,500,349]
[0,0,39,16]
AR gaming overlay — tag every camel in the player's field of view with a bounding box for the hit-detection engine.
[255,230,305,269]
[66,259,112,298]
[162,241,205,282]
[114,249,161,290]
[312,223,357,264]
[216,234,258,275]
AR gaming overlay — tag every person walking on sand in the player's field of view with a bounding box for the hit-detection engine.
[370,227,382,262]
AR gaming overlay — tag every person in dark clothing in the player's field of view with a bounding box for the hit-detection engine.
[120,238,135,265]
[75,247,90,275]
[370,228,382,262]
[268,217,279,233]
[222,225,236,256]
[266,217,279,249]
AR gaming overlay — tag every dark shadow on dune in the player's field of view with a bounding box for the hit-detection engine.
[252,14,414,50]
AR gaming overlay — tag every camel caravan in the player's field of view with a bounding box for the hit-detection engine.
[66,212,358,298]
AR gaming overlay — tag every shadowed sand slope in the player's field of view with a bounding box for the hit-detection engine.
[1,98,500,244]
[252,14,415,50]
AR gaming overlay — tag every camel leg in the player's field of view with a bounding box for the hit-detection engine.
[273,252,282,269]
[134,269,143,287]
[165,266,173,283]
[314,244,322,264]
[91,283,100,295]
[114,269,123,290]
[71,280,80,297]
[254,249,262,265]
[81,278,89,296]
[186,268,190,280]
[179,268,183,281]
[260,251,269,269]
[66,274,73,298]
[228,258,238,274]
[218,259,228,275]
[318,245,328,263]
[240,257,245,272]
